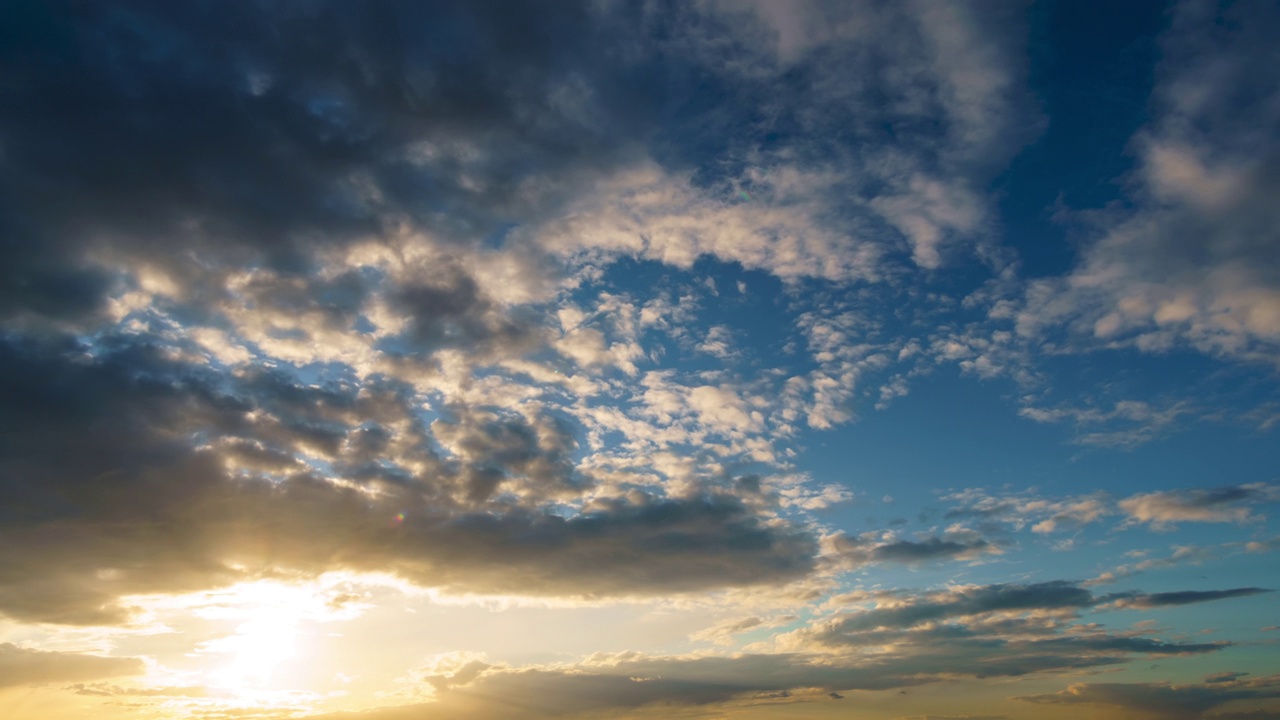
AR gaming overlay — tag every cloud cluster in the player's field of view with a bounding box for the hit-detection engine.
[0,0,1054,630]
[0,336,823,625]
[1011,0,1280,365]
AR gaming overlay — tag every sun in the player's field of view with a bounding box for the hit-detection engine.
[197,582,306,693]
[205,609,299,690]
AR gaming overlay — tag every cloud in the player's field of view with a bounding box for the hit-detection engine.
[824,530,996,571]
[1020,675,1280,720]
[1018,400,1192,448]
[297,627,1233,720]
[1111,587,1271,609]
[0,336,820,624]
[799,581,1095,642]
[65,683,209,698]
[299,653,944,720]
[1085,540,1274,586]
[690,615,798,646]
[1119,484,1280,529]
[1010,0,1280,366]
[942,488,1113,534]
[943,484,1280,537]
[0,2,1045,636]
[0,644,143,688]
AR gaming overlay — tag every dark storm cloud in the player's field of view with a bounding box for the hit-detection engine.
[0,644,143,688]
[0,336,817,624]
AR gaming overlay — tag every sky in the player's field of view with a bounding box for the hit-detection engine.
[1,1,1279,719]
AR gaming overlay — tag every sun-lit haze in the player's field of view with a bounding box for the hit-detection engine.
[2,1,1279,719]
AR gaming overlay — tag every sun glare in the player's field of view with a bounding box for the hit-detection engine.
[120,574,378,704]
[196,583,305,692]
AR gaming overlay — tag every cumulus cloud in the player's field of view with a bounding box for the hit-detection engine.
[1120,484,1280,529]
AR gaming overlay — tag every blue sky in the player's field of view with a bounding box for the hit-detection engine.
[1,1,1278,719]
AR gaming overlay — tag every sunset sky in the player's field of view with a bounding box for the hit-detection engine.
[2,1,1279,719]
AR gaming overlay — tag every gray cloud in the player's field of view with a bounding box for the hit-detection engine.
[0,644,143,688]
[0,336,817,624]
[1114,587,1271,609]
[789,578,1261,664]
[826,530,995,571]
[0,0,673,325]
[1020,675,1280,720]
[806,581,1094,640]
[297,632,1236,720]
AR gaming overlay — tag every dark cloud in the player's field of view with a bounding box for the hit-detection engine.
[806,581,1094,640]
[871,537,991,563]
[296,634,1236,720]
[0,0,679,324]
[0,335,817,624]
[1019,675,1280,720]
[826,530,994,570]
[1115,587,1271,608]
[297,653,950,720]
[386,268,543,358]
[788,578,1253,674]
[0,644,143,688]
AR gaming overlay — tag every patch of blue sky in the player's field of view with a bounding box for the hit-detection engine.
[998,0,1167,278]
